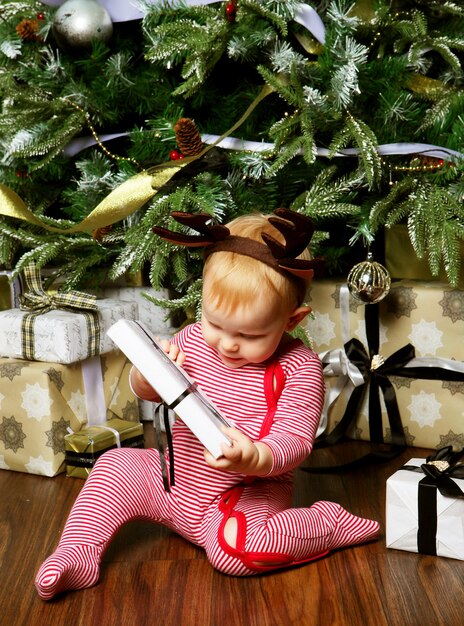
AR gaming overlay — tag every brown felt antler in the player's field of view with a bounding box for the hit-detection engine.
[153,209,319,284]
[152,212,229,247]
[262,208,316,282]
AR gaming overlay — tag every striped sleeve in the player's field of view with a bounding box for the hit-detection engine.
[260,349,325,476]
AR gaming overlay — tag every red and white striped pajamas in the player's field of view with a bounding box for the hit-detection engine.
[35,323,379,599]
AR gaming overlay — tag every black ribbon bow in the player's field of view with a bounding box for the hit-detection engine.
[403,446,464,499]
[304,303,464,472]
[401,447,464,555]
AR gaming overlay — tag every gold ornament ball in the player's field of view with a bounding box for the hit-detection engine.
[53,0,113,49]
[347,253,391,304]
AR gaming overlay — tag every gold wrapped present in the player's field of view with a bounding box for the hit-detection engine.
[385,224,464,285]
[0,350,139,476]
[65,418,144,479]
[305,280,464,450]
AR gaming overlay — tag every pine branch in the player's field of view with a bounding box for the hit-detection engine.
[143,8,229,97]
[256,65,301,107]
[142,278,203,321]
[266,136,306,175]
[269,112,301,149]
[329,113,382,189]
[406,184,464,285]
[237,0,294,35]
[369,177,418,232]
[296,166,362,221]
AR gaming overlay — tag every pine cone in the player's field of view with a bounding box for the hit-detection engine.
[174,118,204,156]
[92,225,112,242]
[16,18,41,42]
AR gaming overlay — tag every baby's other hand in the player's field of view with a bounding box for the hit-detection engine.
[158,338,187,367]
[129,338,186,402]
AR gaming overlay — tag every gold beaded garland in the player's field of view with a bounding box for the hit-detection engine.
[63,98,142,169]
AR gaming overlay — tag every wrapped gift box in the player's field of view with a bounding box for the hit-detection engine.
[0,299,138,364]
[65,417,144,479]
[101,286,176,420]
[100,286,174,336]
[305,279,464,450]
[385,224,464,286]
[0,350,139,476]
[386,458,464,560]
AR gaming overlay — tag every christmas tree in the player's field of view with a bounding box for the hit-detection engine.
[1,0,463,318]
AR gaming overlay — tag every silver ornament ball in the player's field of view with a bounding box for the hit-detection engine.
[53,0,113,49]
[347,252,391,304]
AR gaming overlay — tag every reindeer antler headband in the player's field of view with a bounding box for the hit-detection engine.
[152,208,318,286]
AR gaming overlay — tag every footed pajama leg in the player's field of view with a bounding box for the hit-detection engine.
[205,483,380,576]
[35,447,166,600]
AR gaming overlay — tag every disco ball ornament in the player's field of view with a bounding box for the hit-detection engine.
[53,0,113,49]
[347,252,391,304]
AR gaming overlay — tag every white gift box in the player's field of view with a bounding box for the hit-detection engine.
[0,299,138,364]
[386,458,464,560]
[107,319,231,459]
[101,287,174,336]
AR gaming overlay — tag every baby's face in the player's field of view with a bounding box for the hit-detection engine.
[201,297,292,369]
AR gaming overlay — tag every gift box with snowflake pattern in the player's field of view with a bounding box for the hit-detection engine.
[305,280,464,450]
[0,350,139,476]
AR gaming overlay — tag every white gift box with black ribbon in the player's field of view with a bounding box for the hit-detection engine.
[107,319,232,460]
[386,457,464,560]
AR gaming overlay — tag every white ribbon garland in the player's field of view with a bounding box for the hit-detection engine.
[40,0,325,40]
[200,134,464,162]
[65,131,464,162]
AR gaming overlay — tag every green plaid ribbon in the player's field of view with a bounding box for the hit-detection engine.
[19,264,100,360]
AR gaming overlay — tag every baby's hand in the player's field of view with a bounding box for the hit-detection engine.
[204,427,273,476]
[158,338,187,367]
[130,338,186,401]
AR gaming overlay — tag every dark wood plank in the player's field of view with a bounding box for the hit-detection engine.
[1,428,463,626]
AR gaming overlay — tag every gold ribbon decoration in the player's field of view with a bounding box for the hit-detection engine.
[0,170,168,234]
[19,264,100,360]
[406,73,452,99]
[0,85,274,234]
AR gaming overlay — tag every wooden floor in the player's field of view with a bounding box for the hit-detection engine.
[2,425,463,626]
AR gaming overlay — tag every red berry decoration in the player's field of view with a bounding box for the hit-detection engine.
[37,12,45,20]
[225,1,237,22]
[169,149,181,161]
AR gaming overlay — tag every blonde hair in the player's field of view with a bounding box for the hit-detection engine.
[202,212,311,314]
